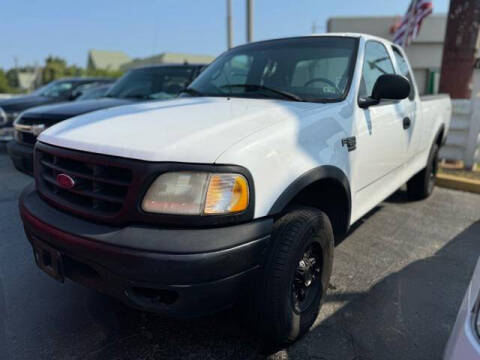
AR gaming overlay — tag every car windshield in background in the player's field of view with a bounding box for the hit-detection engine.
[34,81,74,98]
[76,84,111,100]
[188,37,358,102]
[106,67,194,100]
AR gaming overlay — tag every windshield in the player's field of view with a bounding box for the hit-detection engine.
[106,67,194,100]
[76,85,111,100]
[188,37,358,102]
[33,80,75,98]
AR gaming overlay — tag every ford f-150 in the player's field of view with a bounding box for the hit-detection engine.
[19,34,451,344]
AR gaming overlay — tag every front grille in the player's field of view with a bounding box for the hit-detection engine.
[33,142,254,227]
[36,145,133,218]
[18,115,60,127]
[16,130,37,145]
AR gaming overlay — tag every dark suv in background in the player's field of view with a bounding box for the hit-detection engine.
[7,64,206,174]
[0,77,113,142]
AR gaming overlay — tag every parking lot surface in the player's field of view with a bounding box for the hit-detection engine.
[1,148,479,360]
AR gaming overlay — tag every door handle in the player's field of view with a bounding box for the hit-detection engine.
[403,117,411,130]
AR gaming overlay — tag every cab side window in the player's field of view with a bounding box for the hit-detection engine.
[359,41,395,99]
[392,46,415,100]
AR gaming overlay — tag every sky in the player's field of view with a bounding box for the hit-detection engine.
[0,0,450,70]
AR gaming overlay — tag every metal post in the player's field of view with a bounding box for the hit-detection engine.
[246,0,253,43]
[227,0,233,49]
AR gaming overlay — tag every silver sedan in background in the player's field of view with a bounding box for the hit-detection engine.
[445,258,480,359]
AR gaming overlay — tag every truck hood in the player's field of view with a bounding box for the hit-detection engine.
[0,94,57,113]
[39,97,321,163]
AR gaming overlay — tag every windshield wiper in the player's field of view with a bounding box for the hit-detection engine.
[221,84,304,102]
[179,87,205,97]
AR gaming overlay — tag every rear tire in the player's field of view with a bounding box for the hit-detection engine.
[407,143,439,200]
[255,207,334,345]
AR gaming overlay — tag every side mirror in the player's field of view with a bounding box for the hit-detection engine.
[359,74,411,108]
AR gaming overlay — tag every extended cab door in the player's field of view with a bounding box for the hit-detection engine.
[352,40,409,192]
[391,45,422,162]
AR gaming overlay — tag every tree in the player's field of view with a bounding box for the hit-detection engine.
[40,56,123,85]
[41,56,69,84]
[0,69,11,93]
[5,69,18,89]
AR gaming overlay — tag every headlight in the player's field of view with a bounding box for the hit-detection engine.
[141,172,249,215]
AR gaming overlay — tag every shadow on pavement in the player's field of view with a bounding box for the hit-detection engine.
[283,220,480,360]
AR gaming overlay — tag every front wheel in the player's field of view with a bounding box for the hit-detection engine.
[407,143,439,200]
[255,207,334,345]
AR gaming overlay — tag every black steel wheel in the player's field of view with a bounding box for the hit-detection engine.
[407,142,439,200]
[254,207,334,345]
[291,243,323,314]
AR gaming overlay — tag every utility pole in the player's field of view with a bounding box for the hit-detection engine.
[312,21,317,34]
[227,0,233,49]
[439,0,480,98]
[246,0,253,43]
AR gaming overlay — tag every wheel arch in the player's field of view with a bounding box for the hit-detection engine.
[268,165,352,237]
[435,123,446,147]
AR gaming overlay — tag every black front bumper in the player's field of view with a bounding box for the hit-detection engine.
[19,184,273,316]
[7,140,34,175]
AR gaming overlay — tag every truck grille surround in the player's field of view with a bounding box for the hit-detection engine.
[33,142,255,226]
[35,143,133,220]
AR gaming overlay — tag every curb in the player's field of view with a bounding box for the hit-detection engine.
[436,173,480,194]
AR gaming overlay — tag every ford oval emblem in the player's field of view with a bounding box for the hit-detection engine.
[56,173,75,189]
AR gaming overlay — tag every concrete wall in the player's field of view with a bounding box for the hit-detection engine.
[328,15,447,94]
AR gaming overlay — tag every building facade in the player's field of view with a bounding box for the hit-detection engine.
[87,50,132,71]
[327,15,446,95]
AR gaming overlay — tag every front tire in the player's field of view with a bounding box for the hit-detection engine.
[256,207,334,345]
[407,143,439,200]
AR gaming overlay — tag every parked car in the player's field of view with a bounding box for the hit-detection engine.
[75,84,112,100]
[7,64,205,174]
[19,34,451,344]
[444,257,480,359]
[0,77,112,142]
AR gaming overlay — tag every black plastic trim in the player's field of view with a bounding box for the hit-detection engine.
[34,141,256,227]
[21,182,272,254]
[20,194,270,315]
[268,165,351,224]
[435,124,447,146]
[6,140,34,175]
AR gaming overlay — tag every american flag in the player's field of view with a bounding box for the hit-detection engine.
[393,0,433,47]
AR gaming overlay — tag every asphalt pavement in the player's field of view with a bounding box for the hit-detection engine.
[1,147,479,360]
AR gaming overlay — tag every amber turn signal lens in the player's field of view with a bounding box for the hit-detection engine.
[204,174,249,214]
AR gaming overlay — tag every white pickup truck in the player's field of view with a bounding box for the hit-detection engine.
[19,33,451,344]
